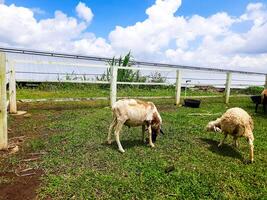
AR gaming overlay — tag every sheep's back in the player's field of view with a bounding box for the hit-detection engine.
[220,107,253,136]
[112,99,156,123]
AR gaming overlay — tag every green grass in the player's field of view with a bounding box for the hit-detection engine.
[16,84,223,100]
[16,83,259,100]
[7,96,267,199]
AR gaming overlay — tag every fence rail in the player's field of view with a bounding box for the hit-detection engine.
[1,46,266,75]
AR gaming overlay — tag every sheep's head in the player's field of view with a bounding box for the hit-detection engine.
[151,112,163,142]
[151,127,164,142]
[206,120,222,133]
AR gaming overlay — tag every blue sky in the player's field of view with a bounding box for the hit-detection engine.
[4,0,266,38]
[1,0,267,72]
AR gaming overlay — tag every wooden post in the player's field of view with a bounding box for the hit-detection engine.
[175,70,182,105]
[265,74,267,89]
[0,52,8,150]
[225,72,232,104]
[9,61,17,114]
[110,65,118,107]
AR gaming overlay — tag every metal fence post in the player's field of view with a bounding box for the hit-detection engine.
[225,72,232,104]
[9,61,17,114]
[175,70,182,105]
[0,52,8,150]
[110,65,118,107]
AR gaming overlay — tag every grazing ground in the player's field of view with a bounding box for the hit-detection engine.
[0,96,267,199]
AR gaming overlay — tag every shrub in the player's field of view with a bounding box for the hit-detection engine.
[242,86,264,95]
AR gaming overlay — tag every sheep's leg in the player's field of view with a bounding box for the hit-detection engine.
[248,137,254,162]
[232,136,238,148]
[107,117,117,144]
[114,121,125,153]
[148,125,155,148]
[142,125,146,143]
[218,134,227,147]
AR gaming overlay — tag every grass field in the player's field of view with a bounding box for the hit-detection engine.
[16,84,220,100]
[1,95,267,199]
[15,83,263,100]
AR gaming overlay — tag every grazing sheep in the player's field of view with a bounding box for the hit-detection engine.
[206,107,254,162]
[107,99,163,153]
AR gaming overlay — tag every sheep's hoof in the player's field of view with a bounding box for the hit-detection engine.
[218,144,222,147]
[150,143,155,148]
[119,149,125,153]
[244,159,254,164]
[107,140,112,145]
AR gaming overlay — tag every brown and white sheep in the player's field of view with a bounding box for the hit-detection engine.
[206,107,255,162]
[261,88,267,100]
[107,99,163,153]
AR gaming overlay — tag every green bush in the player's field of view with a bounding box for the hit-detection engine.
[242,86,264,95]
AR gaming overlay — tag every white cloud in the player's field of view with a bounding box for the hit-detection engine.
[0,3,112,56]
[75,2,93,23]
[109,0,267,72]
[109,0,184,59]
[72,35,114,56]
[31,7,46,15]
[0,0,267,72]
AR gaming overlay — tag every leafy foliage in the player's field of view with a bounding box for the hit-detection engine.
[149,71,167,83]
[97,52,147,83]
[242,86,264,95]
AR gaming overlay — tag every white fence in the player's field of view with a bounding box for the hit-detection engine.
[0,48,267,149]
[0,52,7,149]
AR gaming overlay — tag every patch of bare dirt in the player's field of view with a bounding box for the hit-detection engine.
[0,170,43,200]
[0,103,55,200]
[0,101,109,199]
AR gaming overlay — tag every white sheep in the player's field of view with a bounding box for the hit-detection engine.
[107,99,163,153]
[206,107,254,162]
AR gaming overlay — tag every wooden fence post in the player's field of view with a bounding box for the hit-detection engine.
[110,65,118,107]
[0,52,8,150]
[265,74,267,89]
[9,61,17,114]
[225,72,232,104]
[175,70,182,105]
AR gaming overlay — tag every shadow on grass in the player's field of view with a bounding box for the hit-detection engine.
[200,138,244,162]
[102,139,147,151]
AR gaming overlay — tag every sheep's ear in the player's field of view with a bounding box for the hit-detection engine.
[160,129,164,135]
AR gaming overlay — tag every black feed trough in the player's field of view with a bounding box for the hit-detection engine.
[184,99,201,108]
